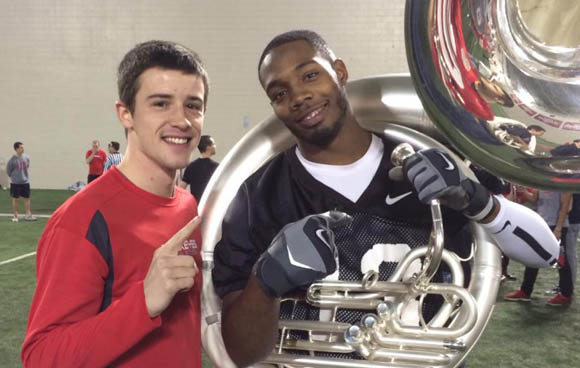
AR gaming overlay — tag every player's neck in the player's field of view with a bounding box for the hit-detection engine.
[117,151,176,198]
[297,117,372,165]
[200,152,212,159]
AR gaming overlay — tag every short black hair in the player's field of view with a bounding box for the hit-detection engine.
[528,125,545,132]
[117,40,210,113]
[109,141,120,151]
[13,141,22,150]
[198,135,214,153]
[258,30,335,82]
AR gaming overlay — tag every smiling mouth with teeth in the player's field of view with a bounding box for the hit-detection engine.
[305,109,321,120]
[163,137,191,145]
[298,102,328,127]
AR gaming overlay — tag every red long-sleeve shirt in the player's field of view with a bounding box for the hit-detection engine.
[22,167,202,367]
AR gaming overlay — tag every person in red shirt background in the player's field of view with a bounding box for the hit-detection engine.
[85,140,107,183]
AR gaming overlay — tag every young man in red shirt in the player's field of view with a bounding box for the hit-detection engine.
[22,40,209,367]
[85,140,107,183]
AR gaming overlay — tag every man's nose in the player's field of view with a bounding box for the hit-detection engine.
[171,107,192,129]
[290,86,313,110]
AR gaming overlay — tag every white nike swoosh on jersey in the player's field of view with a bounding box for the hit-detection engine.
[438,152,455,171]
[287,245,316,270]
[385,191,413,205]
[315,229,332,248]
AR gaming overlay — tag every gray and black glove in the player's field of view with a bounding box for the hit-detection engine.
[253,211,352,298]
[402,148,494,221]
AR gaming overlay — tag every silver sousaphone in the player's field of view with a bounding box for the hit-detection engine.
[201,0,580,367]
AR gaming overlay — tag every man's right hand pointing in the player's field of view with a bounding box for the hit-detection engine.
[144,216,201,317]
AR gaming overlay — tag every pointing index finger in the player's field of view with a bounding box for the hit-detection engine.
[159,216,201,255]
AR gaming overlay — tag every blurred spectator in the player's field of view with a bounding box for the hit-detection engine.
[500,124,545,152]
[85,140,107,183]
[6,141,37,222]
[104,141,123,171]
[550,139,580,157]
[567,194,580,289]
[505,189,573,306]
[180,135,219,201]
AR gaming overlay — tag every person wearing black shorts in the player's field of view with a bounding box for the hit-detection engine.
[6,142,37,222]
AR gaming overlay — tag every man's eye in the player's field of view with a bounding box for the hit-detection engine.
[187,103,203,111]
[153,100,168,108]
[305,71,319,81]
[272,90,287,103]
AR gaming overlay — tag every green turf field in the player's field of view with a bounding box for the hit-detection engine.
[1,189,578,367]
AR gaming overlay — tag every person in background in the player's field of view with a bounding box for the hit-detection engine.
[6,141,37,222]
[504,189,574,306]
[85,140,107,183]
[500,124,545,152]
[544,148,580,295]
[104,141,124,171]
[180,135,219,201]
[550,139,580,157]
[566,194,580,291]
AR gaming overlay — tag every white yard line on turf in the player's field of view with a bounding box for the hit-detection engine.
[0,251,36,266]
[0,212,48,265]
[0,213,51,218]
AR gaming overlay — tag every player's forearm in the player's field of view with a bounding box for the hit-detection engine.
[555,193,572,231]
[221,276,280,367]
[555,209,568,232]
[480,195,558,267]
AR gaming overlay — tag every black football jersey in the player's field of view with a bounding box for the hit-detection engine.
[212,135,469,298]
[212,135,472,357]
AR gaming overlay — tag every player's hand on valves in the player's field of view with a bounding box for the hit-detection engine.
[144,217,201,317]
[253,211,352,298]
[403,149,494,221]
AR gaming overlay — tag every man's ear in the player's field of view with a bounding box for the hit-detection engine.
[115,101,133,130]
[332,59,348,86]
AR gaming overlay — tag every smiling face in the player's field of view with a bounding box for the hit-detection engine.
[117,67,205,175]
[259,40,348,147]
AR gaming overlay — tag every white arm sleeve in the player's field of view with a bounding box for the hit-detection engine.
[479,195,559,268]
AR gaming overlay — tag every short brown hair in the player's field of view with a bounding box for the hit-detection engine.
[117,40,210,113]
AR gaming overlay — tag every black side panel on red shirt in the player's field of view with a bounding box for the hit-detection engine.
[85,210,114,312]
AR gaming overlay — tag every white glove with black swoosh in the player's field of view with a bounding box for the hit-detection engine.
[402,148,494,221]
[253,211,352,298]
